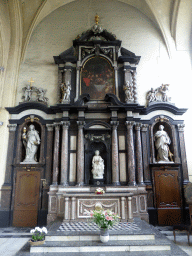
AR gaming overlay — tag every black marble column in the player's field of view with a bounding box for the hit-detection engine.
[177,124,189,185]
[76,121,85,186]
[52,123,60,185]
[141,124,151,185]
[126,121,136,186]
[110,121,120,185]
[135,123,144,185]
[61,121,70,186]
[46,124,54,186]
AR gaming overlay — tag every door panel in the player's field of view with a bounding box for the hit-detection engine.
[154,170,182,225]
[13,170,41,227]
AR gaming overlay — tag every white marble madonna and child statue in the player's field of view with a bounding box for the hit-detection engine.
[154,125,173,163]
[91,150,105,179]
[22,124,41,163]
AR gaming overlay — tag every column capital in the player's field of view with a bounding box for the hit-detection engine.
[125,121,135,128]
[110,121,119,129]
[61,121,70,128]
[177,124,185,131]
[54,122,61,130]
[77,121,85,129]
[46,124,54,131]
[123,68,132,73]
[141,124,148,132]
[64,68,72,72]
[135,123,142,130]
[7,124,17,131]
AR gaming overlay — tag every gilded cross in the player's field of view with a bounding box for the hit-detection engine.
[28,78,34,88]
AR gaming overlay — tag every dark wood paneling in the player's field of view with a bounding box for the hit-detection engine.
[13,170,41,227]
[154,169,182,225]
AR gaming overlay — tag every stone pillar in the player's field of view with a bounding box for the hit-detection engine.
[71,197,76,220]
[58,69,63,102]
[46,124,54,185]
[132,70,138,103]
[52,123,60,185]
[128,196,133,221]
[64,197,70,220]
[4,124,17,184]
[121,197,126,220]
[61,121,70,186]
[76,121,85,186]
[110,121,120,185]
[125,121,136,186]
[177,124,189,185]
[141,124,150,185]
[135,123,144,185]
[75,66,81,101]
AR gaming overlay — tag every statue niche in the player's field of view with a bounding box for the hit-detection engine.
[21,123,41,163]
[153,122,174,163]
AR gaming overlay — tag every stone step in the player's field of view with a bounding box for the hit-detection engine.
[30,239,172,253]
[28,250,188,256]
[46,234,155,241]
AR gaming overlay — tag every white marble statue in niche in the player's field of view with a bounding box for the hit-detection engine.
[61,82,71,103]
[154,125,173,163]
[22,124,41,163]
[91,150,105,179]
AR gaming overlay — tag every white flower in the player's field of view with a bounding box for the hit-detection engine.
[35,227,42,233]
[42,227,47,234]
[30,229,35,234]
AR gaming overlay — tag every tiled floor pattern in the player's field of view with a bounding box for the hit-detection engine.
[156,227,192,256]
[58,221,141,232]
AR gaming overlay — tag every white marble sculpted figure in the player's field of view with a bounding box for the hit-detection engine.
[22,124,41,163]
[91,150,105,179]
[61,83,71,102]
[154,125,173,162]
[123,81,134,103]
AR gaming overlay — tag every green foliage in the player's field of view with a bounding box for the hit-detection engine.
[89,209,120,230]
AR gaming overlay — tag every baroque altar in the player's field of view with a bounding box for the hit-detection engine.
[1,17,189,227]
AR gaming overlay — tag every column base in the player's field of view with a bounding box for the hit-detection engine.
[138,182,145,186]
[76,182,84,186]
[60,182,69,186]
[112,182,121,186]
[128,181,137,186]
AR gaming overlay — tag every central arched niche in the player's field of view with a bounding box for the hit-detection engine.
[84,122,111,185]
[80,56,115,100]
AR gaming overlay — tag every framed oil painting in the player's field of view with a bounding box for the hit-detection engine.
[80,56,115,100]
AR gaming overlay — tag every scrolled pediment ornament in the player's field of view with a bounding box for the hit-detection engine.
[85,134,110,142]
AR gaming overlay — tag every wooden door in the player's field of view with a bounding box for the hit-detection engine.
[13,169,41,227]
[154,170,182,225]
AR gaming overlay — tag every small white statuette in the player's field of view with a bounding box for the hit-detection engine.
[91,150,104,179]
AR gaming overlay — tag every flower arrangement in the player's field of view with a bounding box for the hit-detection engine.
[30,227,47,242]
[89,209,120,230]
[95,188,105,194]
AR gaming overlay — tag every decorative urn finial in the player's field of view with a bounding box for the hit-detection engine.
[95,14,99,25]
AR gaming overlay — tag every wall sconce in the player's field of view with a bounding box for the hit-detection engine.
[0,122,3,126]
